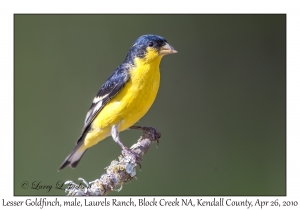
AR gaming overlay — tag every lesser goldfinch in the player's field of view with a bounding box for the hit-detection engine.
[58,34,177,171]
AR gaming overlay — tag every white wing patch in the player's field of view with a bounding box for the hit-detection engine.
[92,100,104,115]
[93,94,108,103]
[84,94,109,126]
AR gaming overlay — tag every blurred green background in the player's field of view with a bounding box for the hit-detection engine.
[14,15,286,196]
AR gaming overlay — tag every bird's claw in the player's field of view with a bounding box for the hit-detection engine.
[122,147,142,169]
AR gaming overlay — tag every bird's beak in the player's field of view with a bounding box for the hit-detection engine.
[159,43,178,56]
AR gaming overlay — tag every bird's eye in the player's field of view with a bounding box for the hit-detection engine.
[148,41,154,47]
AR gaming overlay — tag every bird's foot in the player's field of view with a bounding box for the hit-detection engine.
[130,126,161,146]
[122,147,142,169]
[144,126,161,146]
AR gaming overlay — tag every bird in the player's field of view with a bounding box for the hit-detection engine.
[58,34,177,171]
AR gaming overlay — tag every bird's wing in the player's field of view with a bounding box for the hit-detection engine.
[80,67,130,139]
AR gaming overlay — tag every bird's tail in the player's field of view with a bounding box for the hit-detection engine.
[58,141,87,171]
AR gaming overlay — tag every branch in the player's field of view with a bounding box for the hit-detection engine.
[63,126,161,196]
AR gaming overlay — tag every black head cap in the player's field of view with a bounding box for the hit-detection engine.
[124,34,169,63]
[133,34,168,50]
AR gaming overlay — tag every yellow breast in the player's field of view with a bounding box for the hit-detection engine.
[90,49,162,143]
[118,55,161,131]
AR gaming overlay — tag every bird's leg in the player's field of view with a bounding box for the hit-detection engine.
[111,125,141,167]
[129,126,161,146]
[128,125,144,130]
[111,125,127,150]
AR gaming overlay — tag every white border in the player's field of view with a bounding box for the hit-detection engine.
[1,1,299,210]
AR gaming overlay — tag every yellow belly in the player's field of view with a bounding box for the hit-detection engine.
[83,58,161,148]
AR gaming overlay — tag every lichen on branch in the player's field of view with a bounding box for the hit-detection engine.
[64,126,161,196]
